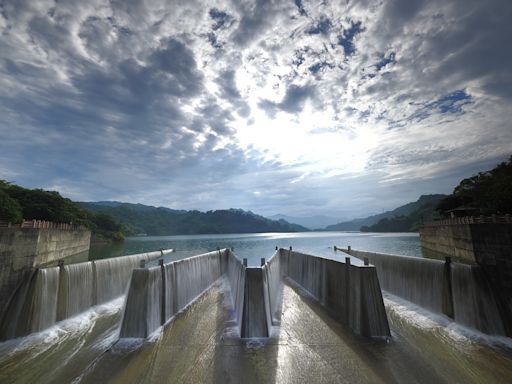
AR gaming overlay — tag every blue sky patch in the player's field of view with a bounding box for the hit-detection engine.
[294,0,307,16]
[436,90,472,113]
[408,90,473,122]
[306,16,332,35]
[209,8,233,31]
[338,21,363,56]
[375,52,396,71]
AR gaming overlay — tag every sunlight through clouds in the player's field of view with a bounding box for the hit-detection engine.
[0,0,511,218]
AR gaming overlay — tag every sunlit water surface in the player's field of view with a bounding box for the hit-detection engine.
[90,231,421,266]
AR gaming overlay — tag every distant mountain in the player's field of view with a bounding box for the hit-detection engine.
[79,202,308,236]
[268,214,339,230]
[324,194,447,232]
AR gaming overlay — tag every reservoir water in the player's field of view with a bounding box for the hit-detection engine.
[2,232,512,383]
[90,231,422,265]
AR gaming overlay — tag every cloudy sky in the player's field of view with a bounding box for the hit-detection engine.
[0,0,511,220]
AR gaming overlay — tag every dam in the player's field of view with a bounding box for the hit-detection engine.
[1,235,512,383]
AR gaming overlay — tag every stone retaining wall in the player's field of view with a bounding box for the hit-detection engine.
[0,228,91,315]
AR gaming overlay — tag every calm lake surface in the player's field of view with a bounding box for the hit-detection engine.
[90,231,422,266]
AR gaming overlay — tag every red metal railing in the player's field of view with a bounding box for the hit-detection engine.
[0,219,87,230]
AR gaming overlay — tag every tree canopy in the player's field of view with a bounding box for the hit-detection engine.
[437,156,512,216]
[0,181,124,242]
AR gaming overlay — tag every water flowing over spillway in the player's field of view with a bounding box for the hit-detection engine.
[119,248,390,339]
[343,248,510,337]
[451,263,507,335]
[2,242,512,384]
[58,262,95,319]
[120,251,226,338]
[0,251,164,340]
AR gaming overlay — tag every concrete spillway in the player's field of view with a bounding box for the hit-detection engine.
[341,248,510,337]
[119,248,390,339]
[0,251,166,340]
[120,250,225,338]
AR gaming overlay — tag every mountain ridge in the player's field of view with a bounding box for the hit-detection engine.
[268,214,339,230]
[324,194,447,231]
[79,202,309,236]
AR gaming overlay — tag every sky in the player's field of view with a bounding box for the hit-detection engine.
[0,0,511,221]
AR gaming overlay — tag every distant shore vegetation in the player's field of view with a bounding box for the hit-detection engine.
[0,180,124,242]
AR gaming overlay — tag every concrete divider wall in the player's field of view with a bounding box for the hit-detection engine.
[262,250,282,327]
[225,250,246,332]
[282,249,390,338]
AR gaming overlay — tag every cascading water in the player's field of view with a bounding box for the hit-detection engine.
[58,263,94,320]
[95,253,153,303]
[286,250,325,302]
[451,263,506,335]
[0,251,164,340]
[31,267,60,332]
[163,263,175,320]
[349,250,446,313]
[344,248,510,337]
[119,248,390,339]
[174,251,222,312]
[285,249,390,337]
[120,251,227,338]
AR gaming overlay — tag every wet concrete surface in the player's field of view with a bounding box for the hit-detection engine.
[79,279,512,384]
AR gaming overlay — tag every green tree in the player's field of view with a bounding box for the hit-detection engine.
[437,156,512,215]
[0,189,23,223]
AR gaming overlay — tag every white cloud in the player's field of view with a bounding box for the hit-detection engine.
[0,0,510,219]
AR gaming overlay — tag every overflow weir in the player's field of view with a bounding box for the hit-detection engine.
[0,250,169,340]
[337,247,512,337]
[119,248,390,339]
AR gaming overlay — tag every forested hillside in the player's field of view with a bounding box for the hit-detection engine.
[0,181,124,242]
[325,194,446,231]
[437,156,512,216]
[79,202,308,236]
